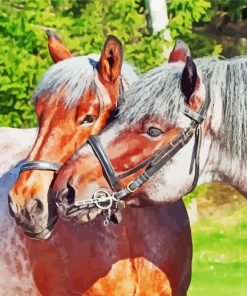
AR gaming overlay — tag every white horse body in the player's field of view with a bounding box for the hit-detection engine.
[0,127,39,295]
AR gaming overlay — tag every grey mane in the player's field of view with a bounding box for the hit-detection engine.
[118,56,247,160]
[33,54,138,107]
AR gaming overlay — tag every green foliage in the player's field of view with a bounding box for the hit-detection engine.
[0,0,244,128]
[211,0,247,22]
[168,0,223,58]
[0,0,165,128]
[183,184,208,207]
[169,0,211,37]
[189,205,247,296]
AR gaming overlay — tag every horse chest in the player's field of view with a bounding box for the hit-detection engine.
[28,222,173,296]
[27,203,190,296]
[82,258,172,296]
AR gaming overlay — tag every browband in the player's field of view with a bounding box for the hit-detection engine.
[183,106,204,123]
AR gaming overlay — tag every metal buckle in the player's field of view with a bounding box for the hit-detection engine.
[181,127,196,145]
[126,181,138,193]
[103,209,112,227]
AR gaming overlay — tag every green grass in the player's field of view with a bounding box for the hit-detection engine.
[188,206,247,296]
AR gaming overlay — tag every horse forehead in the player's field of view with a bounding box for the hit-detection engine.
[34,56,97,107]
[94,72,112,106]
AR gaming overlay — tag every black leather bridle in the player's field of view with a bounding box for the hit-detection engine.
[61,96,209,225]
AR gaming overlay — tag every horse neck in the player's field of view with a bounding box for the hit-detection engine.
[199,101,247,197]
[197,57,247,197]
[204,140,247,196]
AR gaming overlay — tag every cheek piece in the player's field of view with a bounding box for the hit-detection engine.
[56,94,209,226]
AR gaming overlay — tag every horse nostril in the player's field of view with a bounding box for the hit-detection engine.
[15,209,35,228]
[35,199,44,212]
[27,199,44,215]
[66,183,75,205]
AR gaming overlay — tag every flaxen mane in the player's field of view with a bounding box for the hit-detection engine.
[33,54,138,107]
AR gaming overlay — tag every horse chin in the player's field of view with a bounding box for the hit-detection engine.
[25,228,53,240]
[24,216,58,240]
[62,207,102,224]
[79,208,102,224]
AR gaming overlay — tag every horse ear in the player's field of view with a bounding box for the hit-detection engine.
[168,39,191,63]
[45,30,72,63]
[181,57,205,111]
[97,35,123,82]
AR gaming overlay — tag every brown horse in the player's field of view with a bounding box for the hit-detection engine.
[8,34,134,239]
[8,39,192,295]
[53,50,247,293]
[5,34,139,294]
[0,30,73,294]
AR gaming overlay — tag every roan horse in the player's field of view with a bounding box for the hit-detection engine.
[52,52,247,289]
[0,30,72,294]
[4,34,138,294]
[8,34,135,239]
[8,39,192,295]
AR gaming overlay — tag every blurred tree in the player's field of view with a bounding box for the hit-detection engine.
[145,0,171,39]
[210,0,247,22]
[145,0,173,58]
[168,0,223,58]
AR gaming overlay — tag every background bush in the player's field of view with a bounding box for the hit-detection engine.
[0,0,221,128]
[0,0,165,127]
[0,0,246,127]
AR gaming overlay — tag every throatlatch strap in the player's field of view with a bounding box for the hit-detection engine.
[188,125,202,193]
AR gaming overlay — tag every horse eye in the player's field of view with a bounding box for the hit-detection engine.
[80,115,96,125]
[147,127,163,137]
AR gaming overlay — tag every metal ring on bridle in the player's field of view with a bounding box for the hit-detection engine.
[126,181,138,193]
[93,189,116,210]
